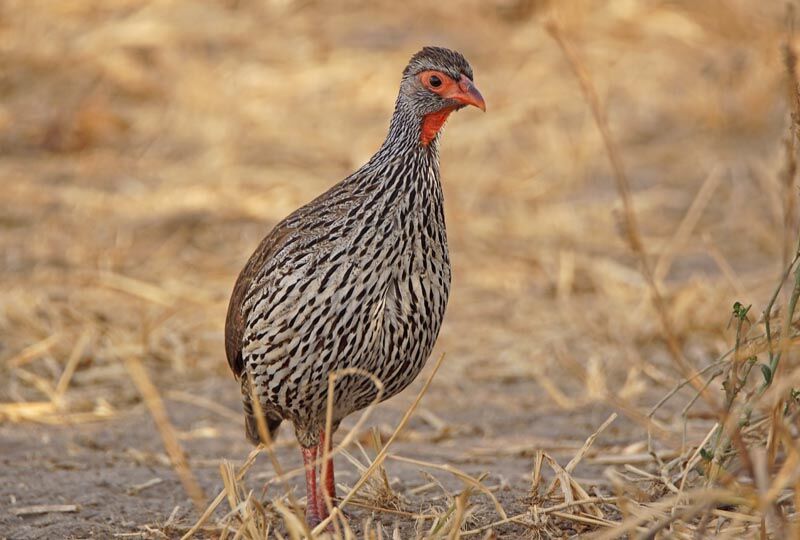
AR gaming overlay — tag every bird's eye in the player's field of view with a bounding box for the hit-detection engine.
[429,75,442,88]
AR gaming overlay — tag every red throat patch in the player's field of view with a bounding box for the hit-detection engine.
[420,107,456,146]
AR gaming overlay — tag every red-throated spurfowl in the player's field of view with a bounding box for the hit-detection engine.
[225,46,485,526]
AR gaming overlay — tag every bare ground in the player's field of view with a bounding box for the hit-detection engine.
[1,375,647,539]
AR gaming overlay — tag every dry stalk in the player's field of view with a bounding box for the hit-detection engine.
[783,3,800,268]
[181,446,263,540]
[54,327,93,402]
[320,365,386,530]
[246,378,311,537]
[565,413,617,474]
[9,504,79,516]
[553,344,675,443]
[691,13,800,538]
[387,454,506,521]
[447,489,471,540]
[339,437,407,512]
[647,359,726,420]
[591,487,751,540]
[545,19,707,397]
[198,365,395,539]
[5,333,62,368]
[312,353,447,535]
[653,166,725,285]
[123,356,206,513]
[220,460,268,540]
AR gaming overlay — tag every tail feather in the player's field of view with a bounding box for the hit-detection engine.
[244,411,282,445]
[241,374,282,445]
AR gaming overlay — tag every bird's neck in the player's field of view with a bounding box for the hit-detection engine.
[379,101,442,161]
[351,101,444,207]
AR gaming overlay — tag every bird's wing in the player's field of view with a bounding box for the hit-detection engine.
[225,224,291,378]
[225,178,363,378]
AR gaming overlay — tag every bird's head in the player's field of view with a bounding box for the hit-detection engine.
[397,46,485,146]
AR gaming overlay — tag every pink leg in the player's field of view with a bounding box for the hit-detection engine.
[301,445,322,526]
[318,430,336,519]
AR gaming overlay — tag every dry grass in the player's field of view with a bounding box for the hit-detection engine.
[2,0,800,538]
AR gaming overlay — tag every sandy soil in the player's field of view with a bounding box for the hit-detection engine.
[1,375,640,539]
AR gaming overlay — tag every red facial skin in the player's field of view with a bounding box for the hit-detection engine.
[417,70,486,146]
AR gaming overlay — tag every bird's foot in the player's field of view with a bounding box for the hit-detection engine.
[306,506,340,531]
[306,511,322,528]
[316,497,338,520]
[318,499,351,526]
[307,513,338,533]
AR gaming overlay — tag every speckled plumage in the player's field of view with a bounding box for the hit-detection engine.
[225,46,483,523]
[233,134,449,447]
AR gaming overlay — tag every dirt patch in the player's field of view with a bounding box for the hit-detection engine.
[1,377,638,539]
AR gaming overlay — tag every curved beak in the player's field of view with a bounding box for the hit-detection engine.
[449,75,486,112]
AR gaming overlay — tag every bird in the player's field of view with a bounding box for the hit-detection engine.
[225,46,485,526]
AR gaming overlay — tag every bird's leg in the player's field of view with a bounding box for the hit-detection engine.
[301,445,322,526]
[317,429,336,520]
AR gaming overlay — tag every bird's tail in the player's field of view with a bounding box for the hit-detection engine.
[241,374,282,445]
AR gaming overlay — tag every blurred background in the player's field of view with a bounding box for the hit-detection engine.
[0,0,794,537]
